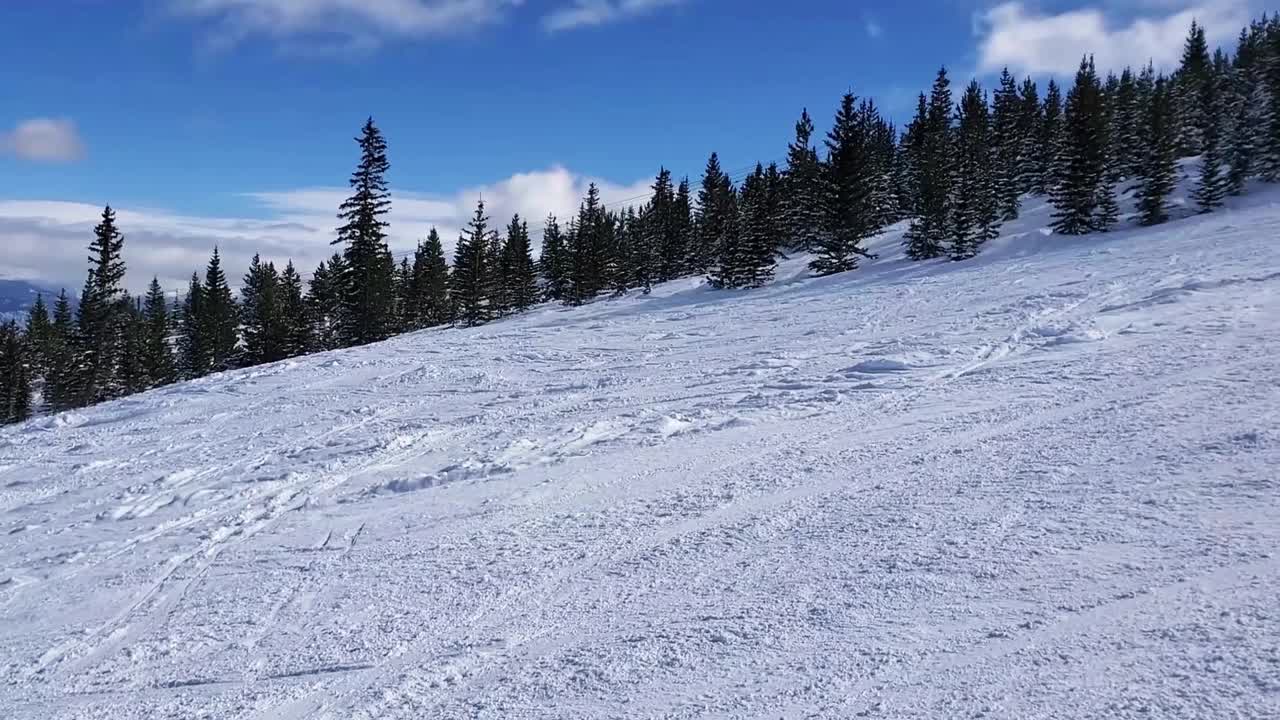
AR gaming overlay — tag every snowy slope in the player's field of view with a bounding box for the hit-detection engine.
[3,183,1280,719]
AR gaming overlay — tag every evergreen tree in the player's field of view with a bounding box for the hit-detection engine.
[725,164,777,287]
[951,80,998,260]
[501,214,539,311]
[334,118,396,346]
[904,68,954,260]
[1261,20,1280,181]
[693,154,733,275]
[1226,74,1265,193]
[76,205,128,405]
[24,293,51,378]
[673,179,694,275]
[1193,68,1228,212]
[991,68,1024,221]
[900,93,928,218]
[202,248,239,371]
[240,254,283,366]
[782,109,826,252]
[117,298,149,396]
[539,216,569,302]
[453,199,494,326]
[177,272,209,379]
[1050,57,1108,235]
[1175,19,1213,156]
[0,321,32,425]
[410,229,452,327]
[567,183,611,303]
[1136,76,1178,226]
[813,94,881,275]
[1111,67,1142,180]
[306,254,345,351]
[278,261,313,356]
[43,290,77,411]
[141,278,177,388]
[1037,78,1064,196]
[394,256,414,332]
[1017,78,1043,194]
[647,167,683,282]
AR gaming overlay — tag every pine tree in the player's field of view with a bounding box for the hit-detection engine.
[1050,57,1108,235]
[673,179,694,276]
[647,167,683,282]
[1226,74,1265,193]
[202,248,239,371]
[735,165,778,287]
[1037,78,1064,196]
[782,109,826,252]
[1136,76,1178,226]
[904,68,954,260]
[1175,19,1213,156]
[539,216,569,302]
[240,254,283,366]
[693,154,733,275]
[991,68,1024,221]
[306,254,345,351]
[813,94,882,275]
[117,298,149,396]
[1111,67,1142,180]
[177,272,208,379]
[76,205,129,405]
[44,290,77,411]
[1193,69,1228,212]
[453,199,493,326]
[0,321,32,425]
[278,261,312,356]
[24,293,51,379]
[394,257,414,332]
[1017,78,1043,194]
[334,118,396,346]
[410,229,452,327]
[1261,21,1280,181]
[501,215,539,312]
[951,80,998,260]
[141,278,177,388]
[567,183,611,304]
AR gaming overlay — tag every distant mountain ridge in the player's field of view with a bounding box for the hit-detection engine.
[0,279,69,323]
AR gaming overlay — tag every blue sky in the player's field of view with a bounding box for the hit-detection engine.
[0,0,1260,291]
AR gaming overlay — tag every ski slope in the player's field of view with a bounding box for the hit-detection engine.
[3,184,1280,719]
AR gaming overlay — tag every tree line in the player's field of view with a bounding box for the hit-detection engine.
[3,13,1279,425]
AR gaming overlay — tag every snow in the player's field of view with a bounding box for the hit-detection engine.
[2,182,1280,719]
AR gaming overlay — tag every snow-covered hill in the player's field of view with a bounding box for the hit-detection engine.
[3,183,1279,719]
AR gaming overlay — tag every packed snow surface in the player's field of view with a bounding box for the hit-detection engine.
[3,191,1280,719]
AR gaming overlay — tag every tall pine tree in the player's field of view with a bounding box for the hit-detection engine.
[334,118,396,346]
[453,199,494,326]
[904,68,954,260]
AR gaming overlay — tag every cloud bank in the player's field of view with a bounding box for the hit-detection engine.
[1,118,86,163]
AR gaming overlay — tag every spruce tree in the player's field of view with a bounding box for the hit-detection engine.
[951,80,998,260]
[1136,76,1178,226]
[673,179,694,276]
[501,215,539,311]
[539,216,569,303]
[568,183,610,303]
[1111,67,1142,180]
[812,94,881,275]
[1037,78,1064,196]
[334,118,396,346]
[1260,22,1280,182]
[1017,78,1043,195]
[202,248,239,371]
[24,293,51,379]
[177,272,208,379]
[278,261,312,356]
[1193,69,1228,212]
[117,298,149,396]
[647,167,683,282]
[904,68,954,260]
[1050,57,1108,235]
[991,68,1024,221]
[306,254,345,351]
[453,199,493,326]
[410,229,452,327]
[240,254,283,366]
[394,257,414,332]
[1175,20,1213,157]
[693,154,733,275]
[0,321,32,425]
[736,165,778,287]
[1226,76,1264,193]
[76,205,128,405]
[44,290,76,411]
[782,109,826,252]
[141,278,177,388]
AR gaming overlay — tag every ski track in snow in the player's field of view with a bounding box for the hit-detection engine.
[2,186,1279,718]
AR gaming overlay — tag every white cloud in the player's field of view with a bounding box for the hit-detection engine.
[974,1,1251,76]
[1,118,86,163]
[0,166,652,295]
[864,16,883,39]
[168,0,522,50]
[541,0,684,32]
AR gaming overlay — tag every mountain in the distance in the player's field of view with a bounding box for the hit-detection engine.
[0,278,68,322]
